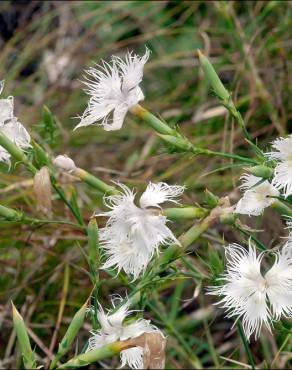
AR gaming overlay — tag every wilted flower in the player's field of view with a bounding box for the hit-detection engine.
[33,166,52,216]
[268,135,292,198]
[98,182,184,280]
[235,174,279,216]
[87,298,163,369]
[209,242,292,340]
[53,154,76,172]
[0,82,31,164]
[75,48,150,131]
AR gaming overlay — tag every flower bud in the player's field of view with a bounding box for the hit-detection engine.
[204,189,219,209]
[53,155,76,173]
[245,165,273,179]
[198,50,230,102]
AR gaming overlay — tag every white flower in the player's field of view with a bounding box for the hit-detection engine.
[0,80,14,125]
[0,82,31,164]
[87,298,162,369]
[75,48,150,131]
[208,242,292,340]
[234,174,279,216]
[268,135,292,198]
[99,182,184,280]
[0,119,31,164]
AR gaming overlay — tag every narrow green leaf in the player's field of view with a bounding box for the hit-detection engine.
[12,302,37,369]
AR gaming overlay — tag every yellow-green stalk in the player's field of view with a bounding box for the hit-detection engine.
[130,105,257,164]
[49,300,88,369]
[164,207,208,220]
[74,168,118,195]
[0,133,36,174]
[58,341,132,369]
[271,200,292,218]
[12,302,37,369]
[0,204,23,221]
[130,105,176,135]
[88,218,99,269]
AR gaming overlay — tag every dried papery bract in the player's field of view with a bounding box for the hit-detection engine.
[128,332,167,369]
[33,166,52,217]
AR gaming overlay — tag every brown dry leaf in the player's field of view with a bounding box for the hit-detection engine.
[128,332,167,369]
[33,166,52,217]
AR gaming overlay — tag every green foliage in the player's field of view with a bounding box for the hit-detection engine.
[36,106,61,149]
[1,1,292,369]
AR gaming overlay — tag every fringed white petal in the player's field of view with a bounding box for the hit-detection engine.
[87,299,163,370]
[114,48,150,91]
[99,182,180,280]
[208,243,271,340]
[139,182,184,209]
[267,135,292,161]
[238,174,262,190]
[0,96,14,125]
[101,241,152,281]
[121,319,158,340]
[1,119,31,150]
[103,103,128,131]
[241,291,271,340]
[272,160,292,198]
[265,244,292,319]
[76,48,149,131]
[0,147,11,164]
[120,347,144,369]
[235,175,279,216]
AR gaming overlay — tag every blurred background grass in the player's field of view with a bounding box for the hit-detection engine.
[0,1,292,368]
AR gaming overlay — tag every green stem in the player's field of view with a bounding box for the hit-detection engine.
[130,105,176,135]
[237,321,255,370]
[0,133,37,174]
[164,207,208,220]
[58,341,131,369]
[271,200,292,218]
[74,168,118,195]
[0,133,85,226]
[0,204,23,221]
[131,105,258,164]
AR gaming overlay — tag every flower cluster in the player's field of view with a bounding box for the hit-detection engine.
[0,81,31,164]
[98,182,184,280]
[209,241,292,340]
[87,298,164,369]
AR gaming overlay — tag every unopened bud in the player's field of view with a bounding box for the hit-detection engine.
[198,50,230,102]
[53,155,76,173]
[33,166,52,216]
[245,165,273,179]
[204,189,219,209]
